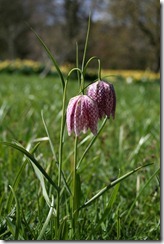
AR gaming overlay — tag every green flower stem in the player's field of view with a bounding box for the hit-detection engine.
[98,59,101,80]
[80,74,85,94]
[83,56,97,75]
[72,136,78,231]
[56,80,68,234]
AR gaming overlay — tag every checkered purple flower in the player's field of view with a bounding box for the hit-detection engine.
[87,80,116,119]
[66,95,99,136]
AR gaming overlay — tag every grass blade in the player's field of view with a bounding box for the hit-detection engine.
[129,134,150,160]
[8,185,21,240]
[30,27,65,90]
[31,161,52,209]
[41,111,57,162]
[1,142,59,192]
[96,177,120,229]
[37,195,55,240]
[125,167,160,222]
[41,111,71,196]
[77,117,108,170]
[6,161,27,212]
[6,142,41,212]
[78,163,154,210]
[81,14,91,71]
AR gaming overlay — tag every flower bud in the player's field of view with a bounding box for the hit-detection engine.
[87,80,116,119]
[66,95,99,136]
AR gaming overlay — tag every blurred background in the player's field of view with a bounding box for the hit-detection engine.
[0,0,160,72]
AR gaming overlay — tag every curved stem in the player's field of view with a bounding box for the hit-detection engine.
[67,68,82,80]
[83,56,98,76]
[98,59,101,80]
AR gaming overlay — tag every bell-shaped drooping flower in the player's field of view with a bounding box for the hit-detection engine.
[66,95,99,136]
[87,80,116,119]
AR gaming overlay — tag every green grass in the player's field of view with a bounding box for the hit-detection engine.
[0,73,160,240]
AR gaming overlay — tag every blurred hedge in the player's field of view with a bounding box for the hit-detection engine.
[0,59,160,83]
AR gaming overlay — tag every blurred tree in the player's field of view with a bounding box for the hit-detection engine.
[62,0,89,64]
[0,0,57,60]
[0,0,160,72]
[108,0,160,71]
[0,0,30,59]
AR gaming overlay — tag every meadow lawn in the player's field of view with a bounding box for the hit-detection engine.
[0,72,160,240]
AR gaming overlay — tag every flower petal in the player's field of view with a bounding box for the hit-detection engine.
[66,94,99,136]
[66,95,81,136]
[87,80,116,120]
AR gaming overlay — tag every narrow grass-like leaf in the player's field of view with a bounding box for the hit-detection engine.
[96,179,120,229]
[8,185,21,240]
[6,217,16,238]
[58,218,69,240]
[41,111,71,196]
[63,134,92,165]
[0,193,4,217]
[37,195,55,240]
[30,160,52,209]
[41,111,57,162]
[116,209,121,240]
[80,14,91,92]
[30,27,65,90]
[77,117,108,170]
[21,210,36,240]
[78,163,154,210]
[6,142,40,212]
[5,217,24,240]
[81,15,91,71]
[0,102,9,123]
[129,134,150,160]
[119,125,124,155]
[32,137,49,143]
[2,142,59,192]
[0,230,10,239]
[125,167,160,222]
[76,42,81,88]
[6,161,27,212]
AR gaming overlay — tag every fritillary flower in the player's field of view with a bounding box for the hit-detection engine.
[66,95,99,136]
[87,80,116,119]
